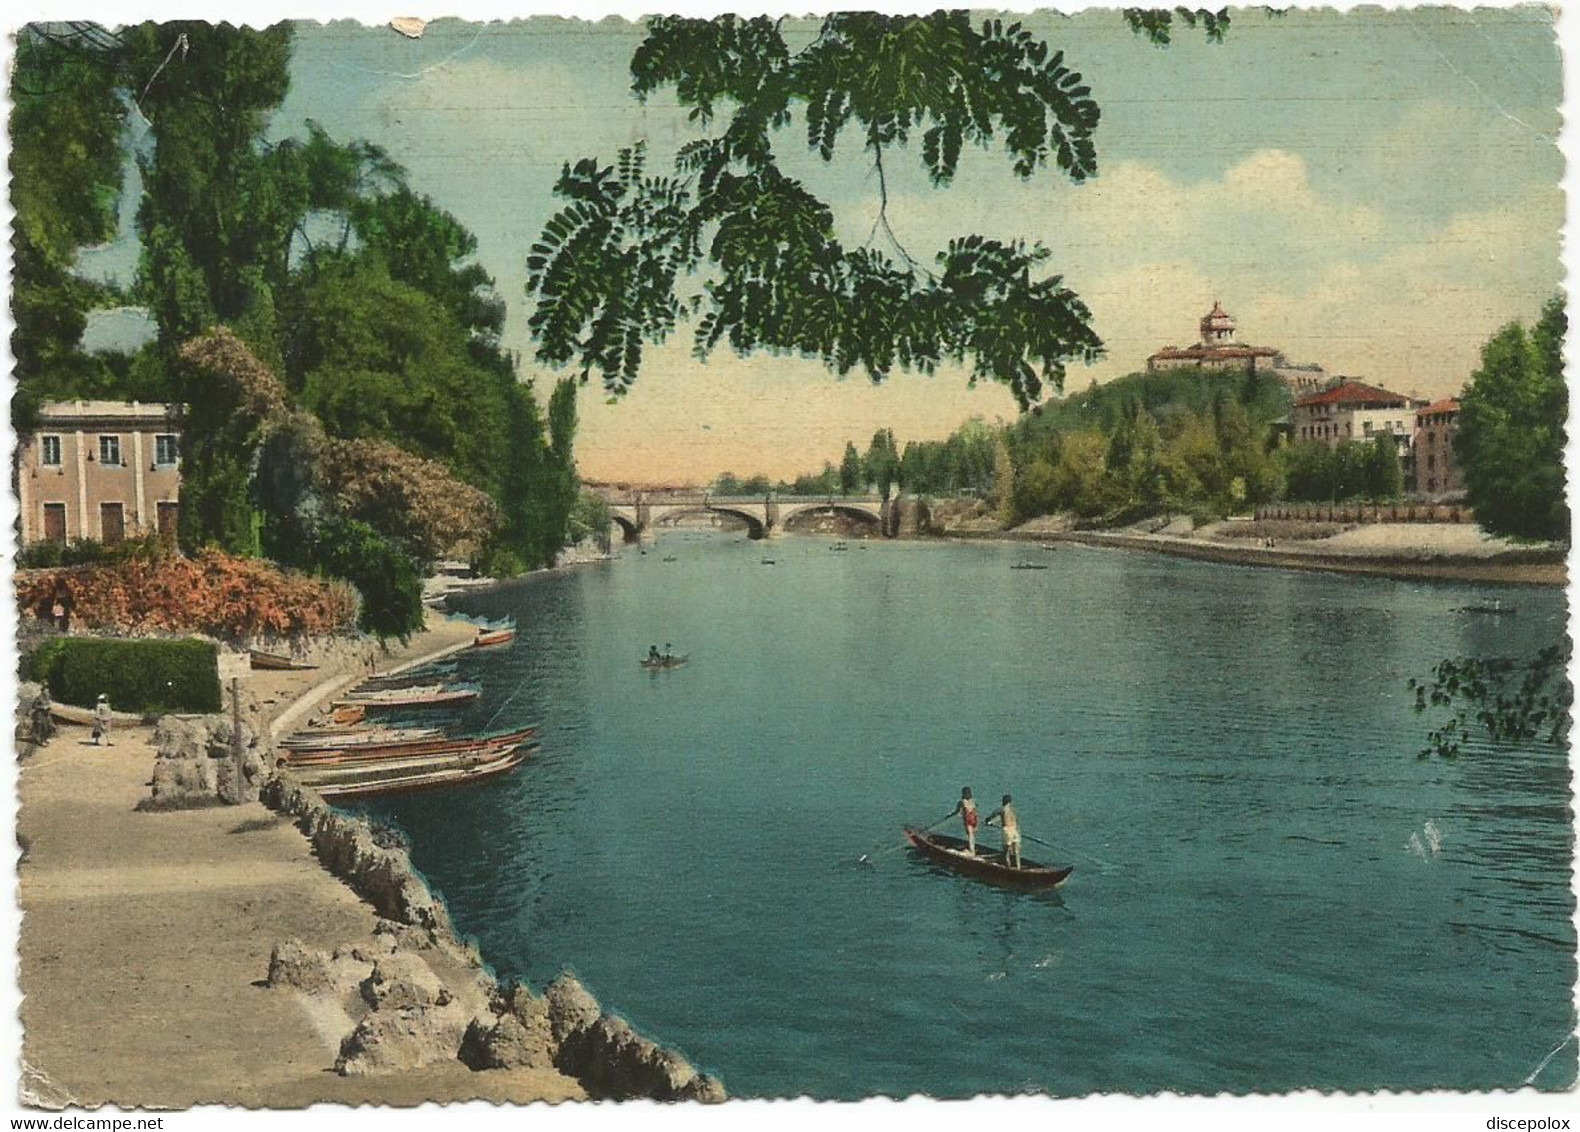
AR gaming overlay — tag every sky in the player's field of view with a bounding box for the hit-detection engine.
[73,7,1564,482]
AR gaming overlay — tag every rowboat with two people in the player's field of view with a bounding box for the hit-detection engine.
[642,643,688,671]
[903,828,1073,890]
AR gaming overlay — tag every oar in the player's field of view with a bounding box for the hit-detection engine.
[858,812,955,864]
[1019,831,1119,872]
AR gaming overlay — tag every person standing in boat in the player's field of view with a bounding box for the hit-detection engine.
[952,786,979,854]
[648,644,661,665]
[984,794,1021,868]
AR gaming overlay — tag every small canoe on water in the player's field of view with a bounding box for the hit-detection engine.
[904,828,1073,890]
[474,627,516,648]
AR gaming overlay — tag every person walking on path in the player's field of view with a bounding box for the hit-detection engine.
[952,786,980,854]
[92,693,114,747]
[985,794,1021,869]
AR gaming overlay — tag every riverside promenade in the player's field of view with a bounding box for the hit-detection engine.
[17,614,586,1108]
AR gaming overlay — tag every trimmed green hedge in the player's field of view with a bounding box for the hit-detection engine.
[26,638,222,714]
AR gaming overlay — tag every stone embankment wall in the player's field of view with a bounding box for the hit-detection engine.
[260,774,725,1101]
[1255,502,1475,524]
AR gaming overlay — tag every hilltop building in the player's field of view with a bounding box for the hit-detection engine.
[1147,302,1330,395]
[1147,301,1281,374]
[1291,380,1416,449]
[16,401,182,546]
[1413,398,1463,497]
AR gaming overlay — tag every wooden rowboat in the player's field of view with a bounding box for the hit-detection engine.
[474,627,516,648]
[310,743,534,800]
[249,650,319,671]
[281,726,537,768]
[281,726,444,751]
[903,828,1073,890]
[333,688,479,711]
[292,738,535,784]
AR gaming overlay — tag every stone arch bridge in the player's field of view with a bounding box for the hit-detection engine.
[603,494,891,541]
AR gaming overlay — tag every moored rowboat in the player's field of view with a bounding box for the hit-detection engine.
[903,828,1072,890]
[249,650,319,671]
[474,627,516,648]
[310,743,533,800]
[291,738,536,784]
[332,688,479,711]
[281,726,444,751]
[280,726,537,768]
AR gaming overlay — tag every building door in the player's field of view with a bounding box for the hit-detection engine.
[157,501,179,545]
[100,502,125,545]
[42,503,67,544]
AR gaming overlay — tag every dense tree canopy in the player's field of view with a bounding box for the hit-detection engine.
[527,11,1225,406]
[1456,297,1568,542]
[10,20,589,612]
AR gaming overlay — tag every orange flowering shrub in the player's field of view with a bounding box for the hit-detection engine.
[17,550,358,640]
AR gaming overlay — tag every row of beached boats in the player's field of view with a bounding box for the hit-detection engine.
[275,618,530,801]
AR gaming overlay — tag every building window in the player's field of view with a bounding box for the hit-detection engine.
[40,436,62,467]
[1427,478,1437,493]
[98,435,122,466]
[154,434,179,467]
[1427,454,1435,469]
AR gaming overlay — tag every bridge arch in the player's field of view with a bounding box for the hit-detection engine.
[654,506,766,540]
[778,501,884,534]
[608,512,641,542]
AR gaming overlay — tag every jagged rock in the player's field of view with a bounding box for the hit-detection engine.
[360,952,447,1012]
[144,710,270,808]
[265,940,373,997]
[458,1008,555,1071]
[545,973,601,1045]
[334,1003,470,1076]
[267,940,338,996]
[558,1014,724,1101]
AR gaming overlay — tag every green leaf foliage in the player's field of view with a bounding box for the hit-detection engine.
[529,13,1120,406]
[309,517,424,642]
[27,637,222,714]
[1408,645,1572,759]
[1456,297,1568,542]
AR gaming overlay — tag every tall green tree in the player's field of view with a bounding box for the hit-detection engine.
[10,25,137,427]
[527,11,1224,405]
[839,442,864,495]
[1456,298,1568,542]
[864,429,901,500]
[125,22,295,349]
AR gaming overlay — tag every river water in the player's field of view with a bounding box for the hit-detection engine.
[358,533,1575,1098]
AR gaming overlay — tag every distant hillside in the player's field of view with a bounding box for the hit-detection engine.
[1021,366,1294,439]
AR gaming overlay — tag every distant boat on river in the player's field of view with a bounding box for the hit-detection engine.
[641,654,689,671]
[1011,561,1049,571]
[1458,600,1517,616]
